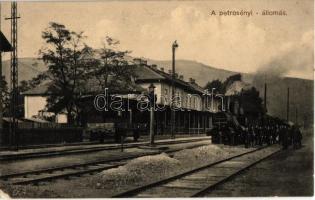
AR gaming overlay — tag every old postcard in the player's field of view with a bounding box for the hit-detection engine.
[0,0,313,198]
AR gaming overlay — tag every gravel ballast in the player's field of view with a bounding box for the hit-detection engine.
[1,144,252,198]
[85,144,251,196]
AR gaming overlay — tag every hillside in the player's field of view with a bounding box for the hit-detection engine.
[147,59,244,86]
[253,76,313,127]
[2,58,46,85]
[1,57,313,127]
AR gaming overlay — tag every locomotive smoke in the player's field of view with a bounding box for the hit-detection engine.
[250,31,313,121]
[255,30,313,79]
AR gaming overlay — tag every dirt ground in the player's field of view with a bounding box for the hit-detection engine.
[203,128,314,197]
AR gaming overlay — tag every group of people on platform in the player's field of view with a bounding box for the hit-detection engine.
[211,122,302,150]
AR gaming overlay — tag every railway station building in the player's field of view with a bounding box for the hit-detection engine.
[22,58,223,135]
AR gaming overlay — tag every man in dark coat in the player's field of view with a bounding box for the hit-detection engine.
[244,126,249,148]
[282,126,289,150]
[249,125,255,147]
[255,125,261,146]
[293,125,302,149]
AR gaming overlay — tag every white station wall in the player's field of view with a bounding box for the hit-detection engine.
[24,95,67,123]
[24,96,47,119]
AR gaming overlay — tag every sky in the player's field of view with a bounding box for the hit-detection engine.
[0,0,314,79]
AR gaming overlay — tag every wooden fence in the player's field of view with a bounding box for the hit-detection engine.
[0,126,83,146]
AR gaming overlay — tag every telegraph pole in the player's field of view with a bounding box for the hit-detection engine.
[148,83,156,145]
[5,2,20,150]
[170,41,178,139]
[286,87,290,122]
[295,106,298,125]
[264,75,267,113]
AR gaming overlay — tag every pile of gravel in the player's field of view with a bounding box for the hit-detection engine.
[173,145,227,167]
[91,153,180,190]
[88,144,249,195]
[0,182,61,198]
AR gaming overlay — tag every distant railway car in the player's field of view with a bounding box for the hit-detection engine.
[84,122,147,143]
[85,123,115,142]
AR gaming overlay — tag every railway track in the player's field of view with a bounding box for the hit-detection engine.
[0,142,209,185]
[112,145,281,198]
[0,137,210,161]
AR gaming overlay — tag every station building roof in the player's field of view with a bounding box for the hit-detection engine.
[133,62,205,95]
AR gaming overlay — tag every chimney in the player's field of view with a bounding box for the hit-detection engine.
[151,64,157,69]
[160,67,164,72]
[189,78,195,84]
[179,75,184,80]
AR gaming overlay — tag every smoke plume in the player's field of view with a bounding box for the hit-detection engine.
[251,31,314,122]
[255,30,313,79]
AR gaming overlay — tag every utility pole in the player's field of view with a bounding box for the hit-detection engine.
[295,106,298,125]
[170,40,178,139]
[5,1,20,150]
[264,75,267,113]
[148,83,156,145]
[286,87,290,122]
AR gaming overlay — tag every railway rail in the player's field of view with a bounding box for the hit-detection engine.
[0,142,209,185]
[0,137,210,161]
[112,145,281,198]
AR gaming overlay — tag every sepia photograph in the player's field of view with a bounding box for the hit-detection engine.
[0,0,313,198]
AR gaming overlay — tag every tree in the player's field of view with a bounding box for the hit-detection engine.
[204,79,223,94]
[85,36,136,122]
[0,76,10,116]
[93,36,135,90]
[19,80,30,93]
[39,22,93,124]
[19,73,49,93]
